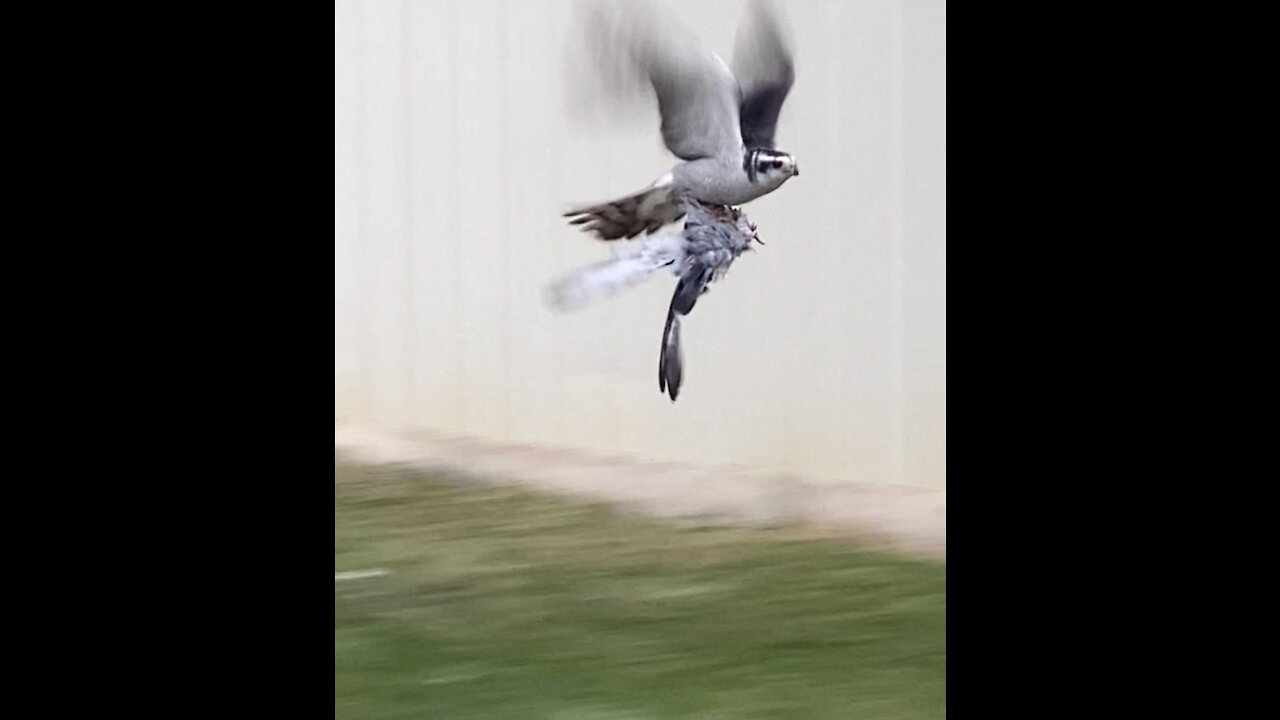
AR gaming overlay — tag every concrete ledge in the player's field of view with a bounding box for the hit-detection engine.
[336,425,945,562]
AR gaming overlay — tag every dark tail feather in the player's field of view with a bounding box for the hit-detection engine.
[659,309,682,401]
[658,262,713,402]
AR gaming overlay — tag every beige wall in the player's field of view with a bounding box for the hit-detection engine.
[335,0,946,490]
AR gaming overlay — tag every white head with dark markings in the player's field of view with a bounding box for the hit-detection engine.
[745,148,798,188]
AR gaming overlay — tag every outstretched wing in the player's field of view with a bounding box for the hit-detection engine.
[583,0,743,161]
[545,228,685,312]
[732,0,795,149]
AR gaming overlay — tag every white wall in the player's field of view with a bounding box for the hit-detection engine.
[335,0,946,490]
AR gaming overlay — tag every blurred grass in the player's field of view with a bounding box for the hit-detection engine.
[335,459,945,719]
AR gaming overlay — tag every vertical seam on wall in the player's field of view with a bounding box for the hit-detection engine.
[448,0,463,428]
[402,0,417,430]
[889,0,908,486]
[499,2,512,437]
[354,1,370,425]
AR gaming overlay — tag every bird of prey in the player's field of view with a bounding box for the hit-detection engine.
[547,200,761,401]
[564,0,797,241]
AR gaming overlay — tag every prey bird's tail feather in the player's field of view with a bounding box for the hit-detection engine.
[659,310,682,401]
[658,261,714,402]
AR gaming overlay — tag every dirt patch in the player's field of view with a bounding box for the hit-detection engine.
[335,425,945,561]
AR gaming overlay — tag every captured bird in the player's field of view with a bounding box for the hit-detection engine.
[547,200,761,401]
[564,0,798,241]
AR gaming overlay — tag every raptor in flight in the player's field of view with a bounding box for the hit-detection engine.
[564,0,798,241]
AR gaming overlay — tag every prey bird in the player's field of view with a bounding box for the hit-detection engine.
[547,200,761,401]
[564,0,798,241]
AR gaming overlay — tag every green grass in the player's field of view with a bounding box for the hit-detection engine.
[335,459,946,719]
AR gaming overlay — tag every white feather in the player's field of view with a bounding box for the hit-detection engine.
[546,229,686,312]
